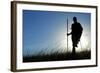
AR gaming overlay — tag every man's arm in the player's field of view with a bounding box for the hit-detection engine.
[79,23,83,31]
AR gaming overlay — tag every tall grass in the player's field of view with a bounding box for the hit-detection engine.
[23,50,91,62]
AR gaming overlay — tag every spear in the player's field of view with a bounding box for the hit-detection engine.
[67,18,68,52]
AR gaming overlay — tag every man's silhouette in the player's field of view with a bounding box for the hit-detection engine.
[67,17,83,55]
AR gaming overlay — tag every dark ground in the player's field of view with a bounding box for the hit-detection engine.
[23,50,91,62]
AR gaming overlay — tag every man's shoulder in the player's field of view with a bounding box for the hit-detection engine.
[77,22,82,27]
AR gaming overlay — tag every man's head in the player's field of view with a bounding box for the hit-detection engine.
[73,16,77,23]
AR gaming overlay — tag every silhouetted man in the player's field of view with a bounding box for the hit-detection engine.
[67,17,83,55]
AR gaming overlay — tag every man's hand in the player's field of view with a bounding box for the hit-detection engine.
[67,32,71,36]
[67,33,70,36]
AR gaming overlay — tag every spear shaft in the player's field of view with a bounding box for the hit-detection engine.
[67,18,68,52]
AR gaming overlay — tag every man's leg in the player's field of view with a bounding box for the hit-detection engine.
[72,46,75,54]
[72,37,76,55]
[72,42,76,55]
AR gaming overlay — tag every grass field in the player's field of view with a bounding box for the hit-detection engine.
[23,50,91,62]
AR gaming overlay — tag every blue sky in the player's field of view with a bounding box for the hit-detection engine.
[23,10,91,56]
